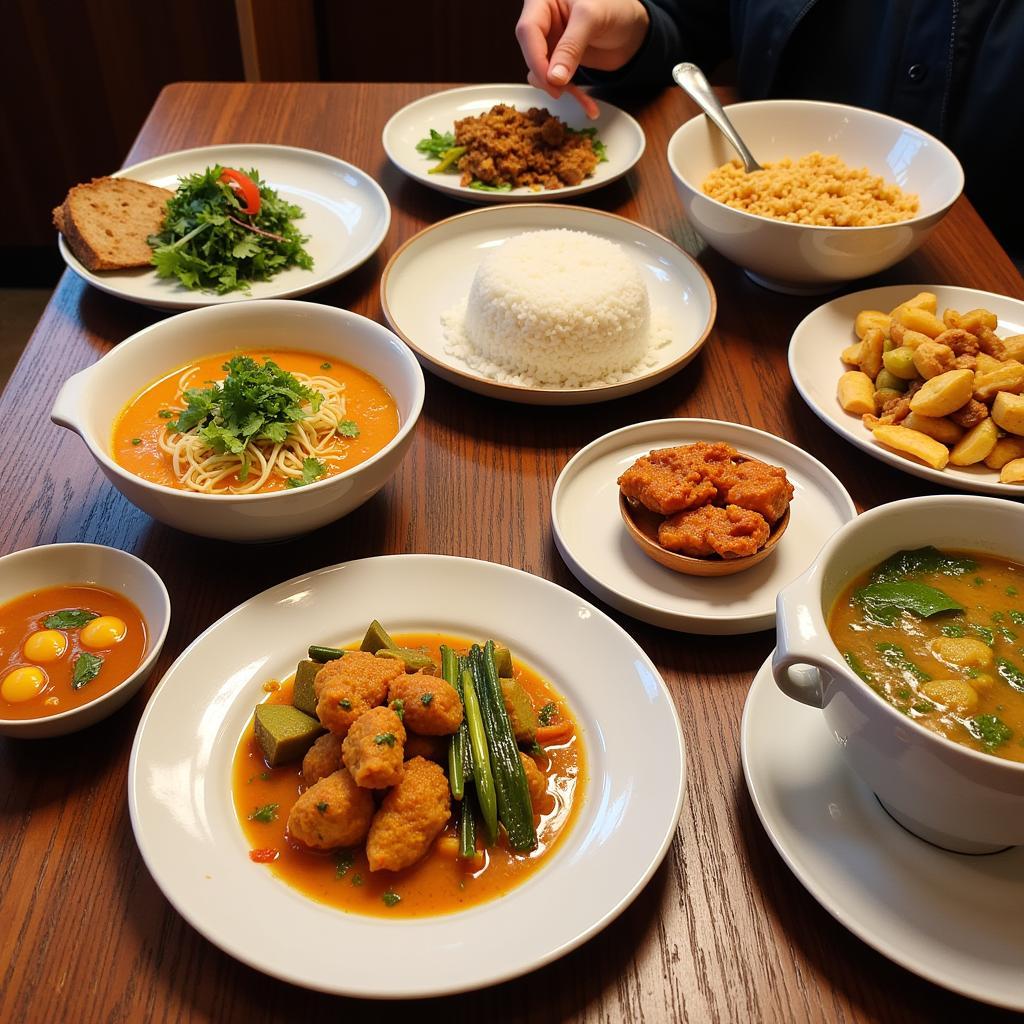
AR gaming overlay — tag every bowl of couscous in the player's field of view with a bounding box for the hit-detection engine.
[667,99,963,293]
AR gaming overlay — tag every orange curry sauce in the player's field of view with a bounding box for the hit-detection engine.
[232,633,586,918]
[0,585,147,720]
[110,349,400,493]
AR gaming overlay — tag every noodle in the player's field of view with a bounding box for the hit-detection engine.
[158,368,351,494]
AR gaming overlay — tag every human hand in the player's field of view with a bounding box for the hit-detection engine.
[516,0,650,118]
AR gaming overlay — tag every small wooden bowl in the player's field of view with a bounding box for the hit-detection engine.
[619,492,791,577]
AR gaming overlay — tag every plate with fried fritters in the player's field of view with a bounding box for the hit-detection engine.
[552,419,856,634]
[382,84,645,203]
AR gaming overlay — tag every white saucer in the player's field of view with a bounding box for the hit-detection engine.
[58,144,391,310]
[551,419,856,633]
[381,84,645,203]
[380,205,716,406]
[743,654,1024,1011]
[789,284,1024,496]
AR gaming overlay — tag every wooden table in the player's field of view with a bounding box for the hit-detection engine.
[2,83,1022,1024]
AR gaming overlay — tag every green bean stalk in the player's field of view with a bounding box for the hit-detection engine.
[461,665,498,846]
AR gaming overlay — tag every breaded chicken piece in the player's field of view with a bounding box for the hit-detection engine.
[618,442,739,514]
[388,671,463,736]
[718,460,794,524]
[302,732,344,786]
[519,751,548,811]
[365,757,451,872]
[287,767,375,850]
[314,652,403,737]
[342,706,406,789]
[659,504,770,559]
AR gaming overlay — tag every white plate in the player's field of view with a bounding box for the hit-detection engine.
[790,284,1024,495]
[380,205,716,405]
[128,554,685,998]
[382,84,645,203]
[742,654,1024,1011]
[58,144,391,310]
[551,419,856,633]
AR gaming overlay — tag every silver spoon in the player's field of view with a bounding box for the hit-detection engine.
[672,62,763,173]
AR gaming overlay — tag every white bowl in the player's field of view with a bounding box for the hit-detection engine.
[773,495,1024,853]
[0,543,170,738]
[667,100,963,293]
[51,301,425,542]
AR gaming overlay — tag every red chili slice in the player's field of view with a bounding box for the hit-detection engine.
[249,847,278,863]
[219,168,261,216]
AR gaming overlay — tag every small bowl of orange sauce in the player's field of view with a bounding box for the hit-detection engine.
[0,543,170,737]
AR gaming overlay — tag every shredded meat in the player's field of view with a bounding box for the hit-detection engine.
[454,105,599,190]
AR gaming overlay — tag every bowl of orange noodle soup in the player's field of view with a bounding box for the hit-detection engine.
[51,300,425,541]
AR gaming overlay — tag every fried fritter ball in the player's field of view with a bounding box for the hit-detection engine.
[404,733,448,763]
[658,504,770,559]
[718,460,794,524]
[365,757,451,872]
[519,751,548,811]
[617,442,737,515]
[314,652,403,737]
[287,768,375,850]
[342,706,406,789]
[302,732,344,786]
[388,671,463,736]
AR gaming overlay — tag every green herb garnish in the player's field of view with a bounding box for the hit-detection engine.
[338,420,360,438]
[320,362,332,370]
[44,608,99,630]
[374,732,397,746]
[940,623,966,638]
[876,642,931,682]
[382,889,401,907]
[339,698,352,710]
[158,409,176,419]
[335,849,354,878]
[248,803,279,824]
[148,165,313,294]
[971,624,995,646]
[967,714,1013,751]
[131,437,142,445]
[842,651,874,684]
[71,652,103,690]
[351,873,364,886]
[996,658,1024,693]
[316,802,329,814]
[538,702,557,726]
[420,693,434,706]
[285,457,327,489]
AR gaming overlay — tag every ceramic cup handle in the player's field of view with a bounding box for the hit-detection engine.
[772,582,844,708]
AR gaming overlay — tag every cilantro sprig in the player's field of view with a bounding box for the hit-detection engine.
[168,356,322,477]
[148,165,313,294]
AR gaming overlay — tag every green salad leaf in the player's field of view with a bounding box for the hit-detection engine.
[169,355,321,461]
[148,165,313,294]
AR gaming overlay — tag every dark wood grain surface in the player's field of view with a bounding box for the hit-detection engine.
[1,82,1022,1024]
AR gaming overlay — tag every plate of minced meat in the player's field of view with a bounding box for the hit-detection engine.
[382,84,645,203]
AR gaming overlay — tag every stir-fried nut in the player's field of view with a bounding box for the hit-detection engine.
[949,399,989,428]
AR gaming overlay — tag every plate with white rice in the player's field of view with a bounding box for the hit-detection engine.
[380,205,717,405]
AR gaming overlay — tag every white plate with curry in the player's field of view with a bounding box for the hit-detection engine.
[789,284,1024,496]
[743,653,1024,1010]
[58,143,391,310]
[128,554,685,998]
[382,84,645,203]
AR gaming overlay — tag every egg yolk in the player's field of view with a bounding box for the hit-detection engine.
[80,616,128,649]
[23,629,68,663]
[2,666,47,703]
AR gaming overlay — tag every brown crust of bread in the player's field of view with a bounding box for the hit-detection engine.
[55,176,173,272]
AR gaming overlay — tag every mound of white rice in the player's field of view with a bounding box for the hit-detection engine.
[442,229,665,388]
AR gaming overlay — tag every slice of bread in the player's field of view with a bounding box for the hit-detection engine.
[53,177,173,272]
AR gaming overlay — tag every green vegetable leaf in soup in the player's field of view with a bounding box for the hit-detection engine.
[44,609,99,630]
[855,581,963,620]
[71,652,103,690]
[870,546,978,583]
[967,714,1013,751]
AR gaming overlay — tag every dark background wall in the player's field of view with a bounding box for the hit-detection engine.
[0,0,525,284]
